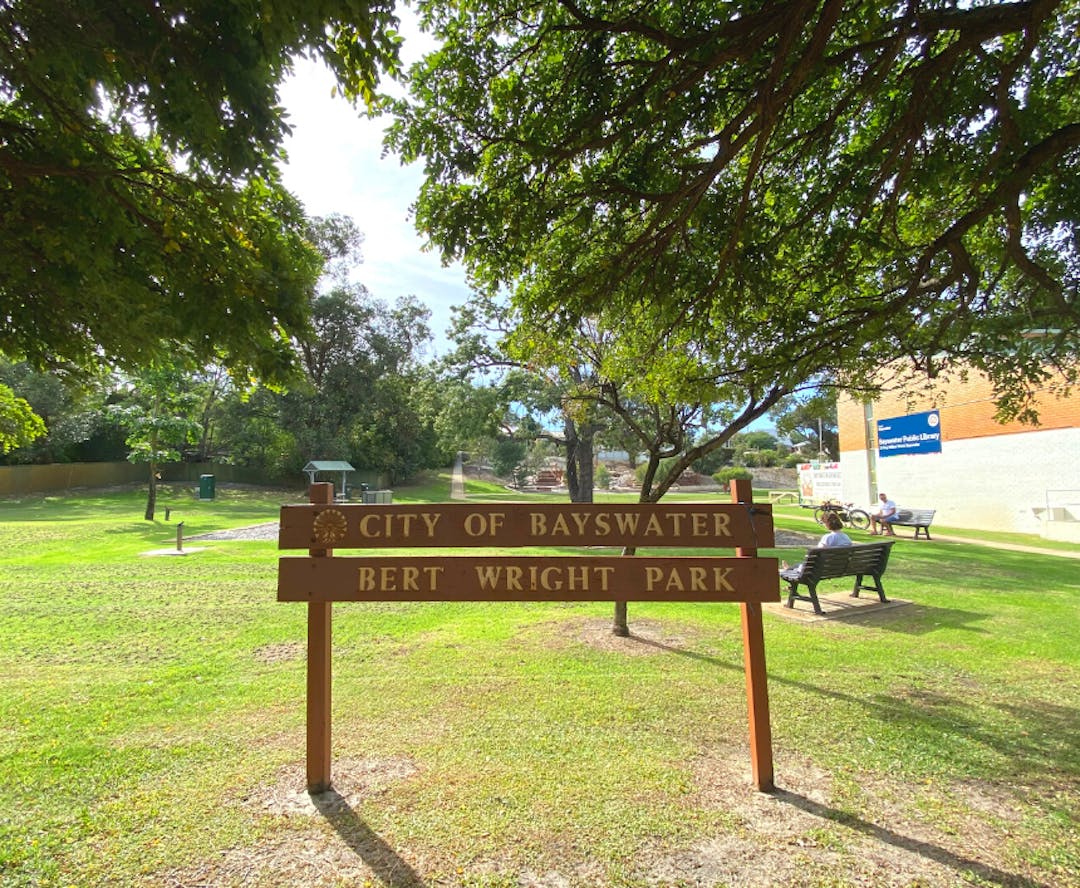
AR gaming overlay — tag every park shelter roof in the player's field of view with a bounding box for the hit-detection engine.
[303,461,355,474]
[302,461,356,499]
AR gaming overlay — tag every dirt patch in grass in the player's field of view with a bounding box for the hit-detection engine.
[247,757,422,818]
[632,748,1057,888]
[253,641,304,664]
[151,758,426,888]
[576,616,705,656]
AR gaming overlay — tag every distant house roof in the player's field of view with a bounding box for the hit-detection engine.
[303,461,355,473]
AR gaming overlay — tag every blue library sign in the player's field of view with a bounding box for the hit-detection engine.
[877,410,942,457]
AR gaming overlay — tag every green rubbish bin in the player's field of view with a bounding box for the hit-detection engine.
[198,474,216,500]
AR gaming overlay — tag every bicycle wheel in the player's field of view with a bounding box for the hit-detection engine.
[813,506,829,525]
[848,509,871,531]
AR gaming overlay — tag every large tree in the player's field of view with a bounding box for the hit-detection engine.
[770,392,839,459]
[1,1,401,380]
[389,0,1079,418]
[436,295,609,500]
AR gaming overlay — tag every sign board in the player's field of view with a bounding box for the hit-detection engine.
[797,461,843,503]
[278,502,775,552]
[277,485,778,794]
[877,410,942,457]
[279,555,779,603]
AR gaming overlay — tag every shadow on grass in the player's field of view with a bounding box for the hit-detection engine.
[773,789,1049,888]
[628,634,1080,778]
[310,789,428,887]
[837,602,992,635]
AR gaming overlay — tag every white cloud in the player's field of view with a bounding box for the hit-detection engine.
[278,55,470,354]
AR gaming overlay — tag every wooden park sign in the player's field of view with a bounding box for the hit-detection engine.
[277,479,779,792]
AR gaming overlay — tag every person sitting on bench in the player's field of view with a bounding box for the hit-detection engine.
[782,511,852,572]
[870,492,899,536]
[818,511,853,547]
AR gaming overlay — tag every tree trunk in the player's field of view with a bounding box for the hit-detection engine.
[144,461,157,521]
[612,600,629,636]
[565,420,581,501]
[576,425,595,502]
[565,418,597,504]
[612,543,636,635]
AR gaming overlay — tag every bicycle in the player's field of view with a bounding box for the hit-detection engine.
[812,499,871,531]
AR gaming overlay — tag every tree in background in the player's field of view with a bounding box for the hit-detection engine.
[770,393,839,460]
[109,364,201,520]
[0,359,125,464]
[389,0,1078,422]
[0,384,45,455]
[1,1,401,382]
[432,296,604,501]
[729,431,781,468]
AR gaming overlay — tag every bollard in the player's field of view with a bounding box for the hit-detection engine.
[176,521,184,552]
[165,507,171,521]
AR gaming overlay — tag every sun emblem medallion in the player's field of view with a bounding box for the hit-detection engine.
[312,509,347,546]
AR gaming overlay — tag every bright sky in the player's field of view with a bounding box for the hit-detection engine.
[278,44,469,356]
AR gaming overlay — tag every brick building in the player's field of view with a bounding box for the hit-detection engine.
[837,370,1079,540]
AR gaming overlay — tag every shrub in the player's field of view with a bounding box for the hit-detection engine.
[713,466,753,485]
[595,464,611,489]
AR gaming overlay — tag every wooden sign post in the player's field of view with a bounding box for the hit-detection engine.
[278,479,778,792]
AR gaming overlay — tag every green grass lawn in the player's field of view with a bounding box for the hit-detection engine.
[1,478,1078,887]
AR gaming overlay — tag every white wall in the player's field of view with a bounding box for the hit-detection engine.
[840,426,1080,534]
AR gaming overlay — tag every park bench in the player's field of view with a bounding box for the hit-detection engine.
[779,540,895,615]
[888,508,936,540]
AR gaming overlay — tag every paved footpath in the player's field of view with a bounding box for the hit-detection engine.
[785,510,1080,560]
[450,451,466,501]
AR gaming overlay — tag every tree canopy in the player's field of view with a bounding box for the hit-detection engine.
[390,0,1079,416]
[1,1,401,380]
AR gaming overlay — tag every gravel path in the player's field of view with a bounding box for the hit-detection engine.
[189,522,279,541]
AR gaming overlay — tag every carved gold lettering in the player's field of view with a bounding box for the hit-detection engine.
[550,514,570,536]
[380,566,398,592]
[570,513,589,535]
[420,513,440,537]
[424,566,443,589]
[506,565,523,592]
[475,565,501,589]
[713,566,734,591]
[667,512,686,535]
[540,567,562,591]
[402,566,419,592]
[691,513,709,536]
[614,513,639,534]
[464,513,486,536]
[359,514,382,538]
[358,567,376,592]
[596,566,614,591]
[594,513,610,535]
[644,514,665,536]
[645,566,663,591]
[645,565,736,594]
[714,513,732,536]
[464,512,506,537]
[664,569,685,592]
[566,566,588,591]
[689,566,706,592]
[530,513,547,536]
